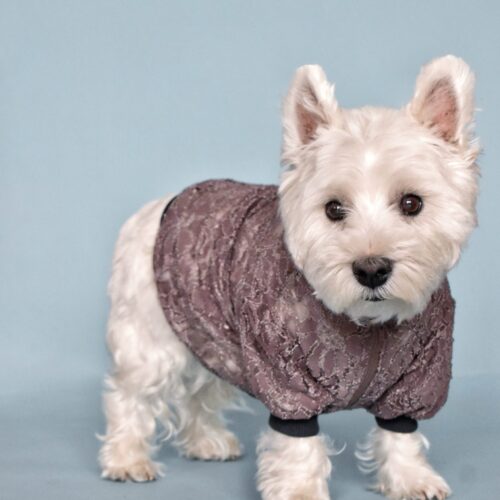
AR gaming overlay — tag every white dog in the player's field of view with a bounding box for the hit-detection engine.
[99,56,479,500]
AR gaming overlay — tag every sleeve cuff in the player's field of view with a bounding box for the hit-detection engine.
[269,414,319,437]
[375,415,418,433]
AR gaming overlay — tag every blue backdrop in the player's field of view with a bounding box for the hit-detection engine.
[1,2,498,499]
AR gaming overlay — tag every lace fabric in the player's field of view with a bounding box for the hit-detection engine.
[153,180,455,421]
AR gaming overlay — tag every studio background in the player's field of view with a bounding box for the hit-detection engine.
[1,1,498,499]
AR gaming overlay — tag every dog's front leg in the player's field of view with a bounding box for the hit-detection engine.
[256,415,332,500]
[356,418,451,500]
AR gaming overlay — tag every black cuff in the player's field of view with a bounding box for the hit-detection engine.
[375,415,418,433]
[269,415,319,438]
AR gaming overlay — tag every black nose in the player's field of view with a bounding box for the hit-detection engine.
[352,257,393,289]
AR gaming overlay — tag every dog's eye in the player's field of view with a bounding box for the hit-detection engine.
[325,200,347,221]
[400,194,423,216]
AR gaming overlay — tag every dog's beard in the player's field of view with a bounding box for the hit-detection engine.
[345,297,418,325]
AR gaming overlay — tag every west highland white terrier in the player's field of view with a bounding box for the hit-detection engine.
[98,55,479,500]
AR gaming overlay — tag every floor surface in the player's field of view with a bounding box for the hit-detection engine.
[1,374,498,499]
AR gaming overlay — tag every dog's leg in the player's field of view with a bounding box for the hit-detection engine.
[99,375,163,482]
[356,427,451,500]
[174,372,243,461]
[99,302,187,481]
[99,196,191,481]
[256,421,333,500]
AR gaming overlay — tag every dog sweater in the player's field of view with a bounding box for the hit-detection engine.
[153,180,455,423]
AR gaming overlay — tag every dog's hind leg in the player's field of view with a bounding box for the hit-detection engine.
[99,307,190,482]
[172,368,243,461]
[99,196,242,482]
[99,196,191,481]
[99,373,163,482]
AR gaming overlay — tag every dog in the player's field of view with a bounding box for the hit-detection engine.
[98,55,479,500]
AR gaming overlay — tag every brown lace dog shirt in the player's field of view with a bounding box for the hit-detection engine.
[153,180,455,426]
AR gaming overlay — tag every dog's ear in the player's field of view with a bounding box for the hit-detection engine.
[282,65,338,165]
[409,55,476,149]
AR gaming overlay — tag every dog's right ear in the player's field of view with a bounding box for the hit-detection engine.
[282,65,338,166]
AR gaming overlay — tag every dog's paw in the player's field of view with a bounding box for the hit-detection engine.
[288,481,330,500]
[101,459,162,482]
[259,480,330,500]
[375,466,451,500]
[182,429,242,461]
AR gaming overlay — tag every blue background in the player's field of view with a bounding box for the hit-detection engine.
[1,1,498,499]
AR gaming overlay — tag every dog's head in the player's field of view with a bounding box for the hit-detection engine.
[279,56,479,324]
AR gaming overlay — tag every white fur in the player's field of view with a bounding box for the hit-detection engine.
[356,428,451,500]
[99,56,478,498]
[257,430,334,500]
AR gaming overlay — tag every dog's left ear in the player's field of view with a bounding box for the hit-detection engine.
[409,55,476,149]
[282,65,338,166]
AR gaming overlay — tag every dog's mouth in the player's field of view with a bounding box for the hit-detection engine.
[361,284,390,303]
[362,291,387,302]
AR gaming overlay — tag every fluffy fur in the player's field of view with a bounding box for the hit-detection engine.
[356,428,451,500]
[257,430,335,500]
[99,56,479,499]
